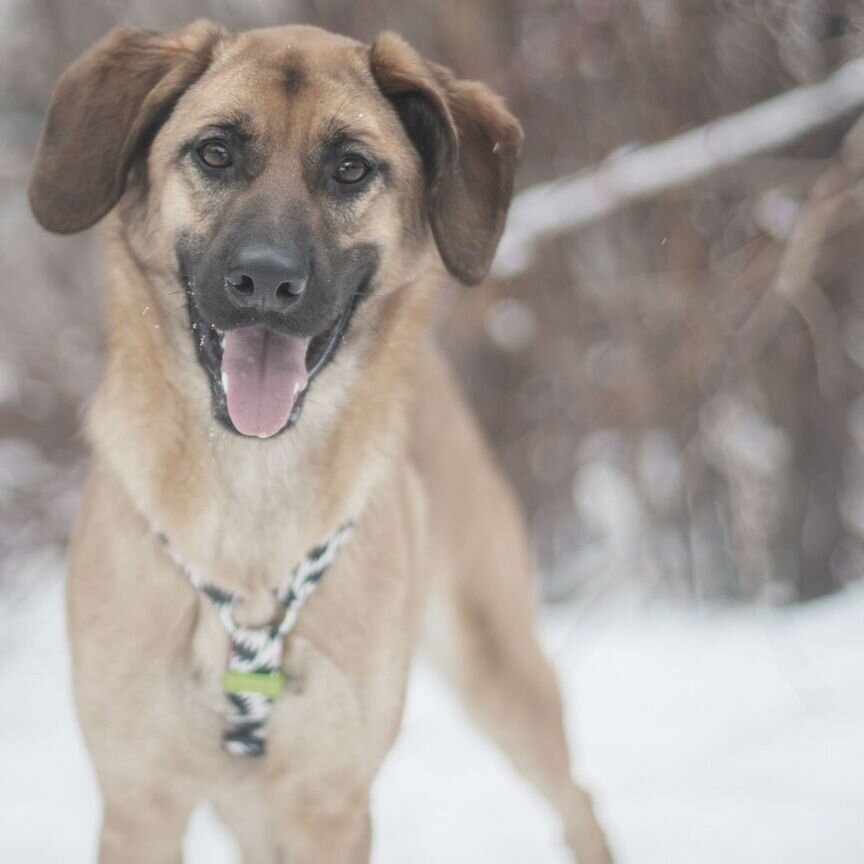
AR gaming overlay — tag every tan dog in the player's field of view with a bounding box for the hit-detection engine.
[29,21,612,864]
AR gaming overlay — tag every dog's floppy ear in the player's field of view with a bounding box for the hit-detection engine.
[370,33,523,285]
[29,21,224,234]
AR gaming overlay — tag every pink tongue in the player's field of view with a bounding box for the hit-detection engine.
[221,326,309,438]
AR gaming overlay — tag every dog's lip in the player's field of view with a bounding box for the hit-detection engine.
[187,277,370,435]
[210,293,356,379]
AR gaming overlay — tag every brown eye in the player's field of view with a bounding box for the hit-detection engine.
[334,155,370,184]
[197,140,232,169]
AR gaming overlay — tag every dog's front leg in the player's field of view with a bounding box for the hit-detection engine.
[271,794,372,864]
[98,789,196,864]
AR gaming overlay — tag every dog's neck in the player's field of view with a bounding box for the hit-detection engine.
[87,220,433,596]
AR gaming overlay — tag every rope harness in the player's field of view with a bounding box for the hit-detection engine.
[159,523,354,757]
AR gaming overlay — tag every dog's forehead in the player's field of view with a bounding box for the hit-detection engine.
[219,25,367,81]
[173,26,388,139]
[233,24,364,56]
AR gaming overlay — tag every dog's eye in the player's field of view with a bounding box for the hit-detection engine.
[334,156,370,184]
[197,140,233,170]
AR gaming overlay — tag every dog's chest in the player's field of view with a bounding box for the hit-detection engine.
[159,521,357,755]
[184,608,371,770]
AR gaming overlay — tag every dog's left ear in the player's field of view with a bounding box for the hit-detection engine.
[370,33,523,285]
[29,20,224,234]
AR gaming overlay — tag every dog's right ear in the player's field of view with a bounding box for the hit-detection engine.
[370,33,523,286]
[28,21,224,234]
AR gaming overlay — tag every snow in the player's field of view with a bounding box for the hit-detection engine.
[1,569,863,863]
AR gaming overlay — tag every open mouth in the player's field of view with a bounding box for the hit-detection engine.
[189,286,366,439]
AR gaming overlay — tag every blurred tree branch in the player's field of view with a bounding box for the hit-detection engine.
[495,56,864,278]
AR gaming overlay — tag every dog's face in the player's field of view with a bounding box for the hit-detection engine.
[29,23,522,439]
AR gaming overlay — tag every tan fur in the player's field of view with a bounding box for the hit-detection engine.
[32,22,612,864]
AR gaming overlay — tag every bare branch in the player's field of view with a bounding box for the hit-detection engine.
[494,57,864,279]
[772,113,864,400]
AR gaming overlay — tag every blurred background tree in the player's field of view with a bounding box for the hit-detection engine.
[3,0,864,604]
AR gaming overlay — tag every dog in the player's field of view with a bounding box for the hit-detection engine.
[28,21,613,864]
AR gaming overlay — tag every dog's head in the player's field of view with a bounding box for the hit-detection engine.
[29,22,522,439]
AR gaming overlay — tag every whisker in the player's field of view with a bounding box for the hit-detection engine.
[353,309,396,357]
[166,302,190,319]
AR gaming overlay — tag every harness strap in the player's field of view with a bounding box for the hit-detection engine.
[160,522,354,757]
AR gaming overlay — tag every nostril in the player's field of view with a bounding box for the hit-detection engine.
[276,280,305,301]
[227,274,255,296]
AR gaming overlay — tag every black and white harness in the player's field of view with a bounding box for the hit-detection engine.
[160,523,354,758]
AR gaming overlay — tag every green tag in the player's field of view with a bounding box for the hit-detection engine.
[222,670,286,699]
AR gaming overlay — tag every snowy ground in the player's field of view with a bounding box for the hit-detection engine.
[1,564,863,864]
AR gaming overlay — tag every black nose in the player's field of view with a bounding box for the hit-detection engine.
[225,246,308,313]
